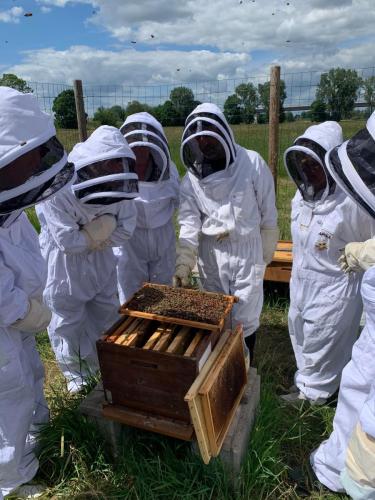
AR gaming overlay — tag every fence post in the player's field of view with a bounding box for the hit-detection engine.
[73,79,87,142]
[268,65,280,194]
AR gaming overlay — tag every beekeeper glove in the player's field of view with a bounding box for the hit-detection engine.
[343,422,375,490]
[173,242,197,288]
[81,214,117,250]
[261,227,279,265]
[12,298,52,333]
[339,239,375,273]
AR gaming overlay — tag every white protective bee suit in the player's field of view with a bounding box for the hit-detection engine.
[37,126,138,393]
[283,122,375,404]
[115,112,179,303]
[0,87,75,498]
[175,103,278,340]
[311,112,375,492]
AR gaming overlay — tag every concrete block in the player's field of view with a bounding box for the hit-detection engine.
[78,383,123,458]
[79,368,260,472]
[219,367,261,477]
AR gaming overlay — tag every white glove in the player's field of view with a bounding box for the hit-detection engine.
[261,227,279,265]
[339,239,375,273]
[12,298,52,334]
[173,243,197,288]
[344,422,375,487]
[81,214,117,251]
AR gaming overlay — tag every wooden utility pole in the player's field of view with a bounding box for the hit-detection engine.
[73,79,87,142]
[268,65,281,193]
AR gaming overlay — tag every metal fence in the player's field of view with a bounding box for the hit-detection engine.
[25,66,375,239]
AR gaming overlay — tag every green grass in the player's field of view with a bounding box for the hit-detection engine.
[31,298,348,500]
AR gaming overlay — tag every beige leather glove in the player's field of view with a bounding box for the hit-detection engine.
[345,422,375,487]
[81,214,117,251]
[261,227,279,265]
[216,230,230,242]
[173,243,197,288]
[12,298,52,334]
[339,239,375,273]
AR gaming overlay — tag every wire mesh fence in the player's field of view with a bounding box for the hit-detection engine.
[24,66,375,239]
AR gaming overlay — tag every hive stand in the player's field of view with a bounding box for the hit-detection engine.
[78,367,260,477]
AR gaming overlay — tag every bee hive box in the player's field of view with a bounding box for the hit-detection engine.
[97,316,220,434]
[97,285,246,460]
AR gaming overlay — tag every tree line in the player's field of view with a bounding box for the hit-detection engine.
[1,68,375,129]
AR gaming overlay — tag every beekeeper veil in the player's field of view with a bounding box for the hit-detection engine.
[120,112,170,182]
[180,103,237,180]
[70,125,139,205]
[284,121,343,203]
[325,112,375,219]
[0,86,75,215]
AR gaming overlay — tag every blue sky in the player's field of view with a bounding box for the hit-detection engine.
[1,0,375,92]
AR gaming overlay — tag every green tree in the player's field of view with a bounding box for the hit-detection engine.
[257,80,287,123]
[0,73,33,93]
[363,76,375,115]
[109,105,126,122]
[93,106,120,127]
[153,100,179,127]
[235,83,258,123]
[316,68,362,121]
[52,89,78,129]
[223,94,242,124]
[125,100,152,118]
[169,87,196,125]
[310,99,328,122]
[285,111,295,122]
[300,110,311,120]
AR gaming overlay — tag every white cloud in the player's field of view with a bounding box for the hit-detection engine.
[37,0,79,6]
[34,0,375,54]
[0,6,24,23]
[40,6,52,13]
[6,45,250,85]
[78,0,375,55]
[8,0,375,111]
[279,42,375,73]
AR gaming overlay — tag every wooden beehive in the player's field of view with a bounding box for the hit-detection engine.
[264,240,293,283]
[97,316,220,431]
[97,284,246,462]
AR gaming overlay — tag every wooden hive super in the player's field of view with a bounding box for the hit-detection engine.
[97,284,247,462]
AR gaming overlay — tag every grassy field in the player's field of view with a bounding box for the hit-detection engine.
[56,119,366,240]
[28,297,347,499]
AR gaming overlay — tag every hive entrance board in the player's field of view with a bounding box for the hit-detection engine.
[120,283,238,332]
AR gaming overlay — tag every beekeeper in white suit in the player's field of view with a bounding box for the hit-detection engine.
[311,112,375,494]
[115,112,179,303]
[0,87,75,498]
[37,126,138,393]
[281,122,375,405]
[174,103,278,365]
